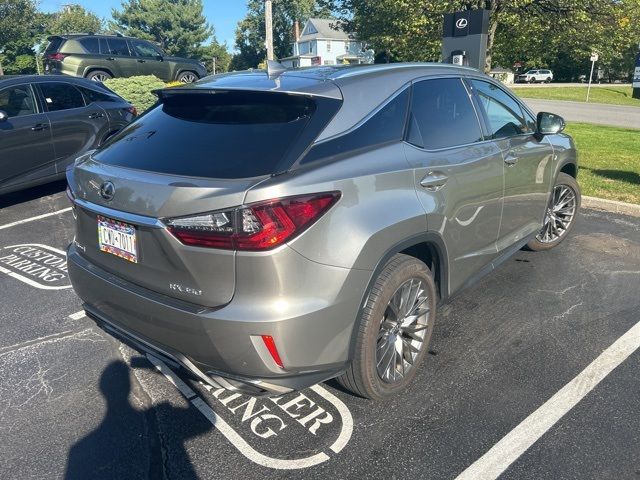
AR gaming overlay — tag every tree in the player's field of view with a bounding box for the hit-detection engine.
[44,5,103,36]
[110,0,213,57]
[0,0,40,74]
[231,0,332,70]
[200,37,232,74]
[328,0,640,75]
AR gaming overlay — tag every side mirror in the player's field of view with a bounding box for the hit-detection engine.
[0,110,8,122]
[537,111,565,135]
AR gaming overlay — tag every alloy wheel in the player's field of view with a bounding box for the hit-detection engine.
[90,74,109,82]
[376,278,431,383]
[179,73,197,83]
[537,184,577,243]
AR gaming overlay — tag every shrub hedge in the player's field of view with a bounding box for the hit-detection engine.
[103,75,168,112]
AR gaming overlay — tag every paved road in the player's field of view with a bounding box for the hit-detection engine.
[523,98,640,129]
[1,184,640,479]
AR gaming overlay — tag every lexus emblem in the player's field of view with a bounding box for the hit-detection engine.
[455,18,468,29]
[99,181,115,201]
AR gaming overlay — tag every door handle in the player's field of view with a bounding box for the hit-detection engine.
[106,57,115,61]
[31,123,49,131]
[420,172,448,191]
[504,154,518,166]
[137,59,146,63]
[88,112,105,119]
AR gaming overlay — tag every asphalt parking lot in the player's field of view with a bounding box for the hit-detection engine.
[1,182,639,479]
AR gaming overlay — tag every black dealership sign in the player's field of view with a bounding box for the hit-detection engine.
[442,9,490,70]
[443,9,490,38]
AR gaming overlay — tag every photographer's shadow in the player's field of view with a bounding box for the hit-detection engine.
[64,359,210,480]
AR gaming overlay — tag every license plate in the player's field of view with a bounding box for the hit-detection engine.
[97,215,138,263]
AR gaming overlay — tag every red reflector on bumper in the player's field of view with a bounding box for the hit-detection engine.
[261,335,284,369]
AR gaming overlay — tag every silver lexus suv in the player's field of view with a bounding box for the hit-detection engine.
[67,63,580,400]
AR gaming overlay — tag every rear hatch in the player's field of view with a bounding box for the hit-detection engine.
[69,89,340,307]
[43,36,66,73]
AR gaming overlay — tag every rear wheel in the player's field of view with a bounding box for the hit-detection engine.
[177,71,198,83]
[527,172,580,251]
[545,77,552,83]
[337,254,436,400]
[86,70,112,82]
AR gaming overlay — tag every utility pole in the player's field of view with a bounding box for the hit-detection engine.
[212,56,216,75]
[265,0,274,61]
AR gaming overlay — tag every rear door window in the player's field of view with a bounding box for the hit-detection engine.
[39,83,86,112]
[407,78,483,150]
[94,91,323,179]
[470,79,530,138]
[106,38,131,56]
[79,37,100,54]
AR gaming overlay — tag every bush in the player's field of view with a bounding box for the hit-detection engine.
[103,75,167,113]
[4,54,36,74]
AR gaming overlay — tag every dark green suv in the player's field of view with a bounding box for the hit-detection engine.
[43,33,207,83]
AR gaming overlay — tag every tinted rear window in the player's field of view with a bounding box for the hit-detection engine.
[79,37,100,54]
[94,91,319,179]
[45,37,64,53]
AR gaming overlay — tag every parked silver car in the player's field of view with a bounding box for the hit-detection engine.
[66,63,580,399]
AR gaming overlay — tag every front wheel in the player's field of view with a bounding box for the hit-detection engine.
[86,70,112,82]
[527,172,581,251]
[337,254,436,400]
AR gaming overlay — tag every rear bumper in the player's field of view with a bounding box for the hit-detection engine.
[67,243,369,395]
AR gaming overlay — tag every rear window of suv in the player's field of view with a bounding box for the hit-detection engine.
[45,37,64,54]
[94,91,329,179]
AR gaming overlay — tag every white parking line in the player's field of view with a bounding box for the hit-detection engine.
[0,207,72,231]
[68,311,86,321]
[455,319,640,480]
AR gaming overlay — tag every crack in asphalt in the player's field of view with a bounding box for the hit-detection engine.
[117,343,167,480]
[0,328,104,357]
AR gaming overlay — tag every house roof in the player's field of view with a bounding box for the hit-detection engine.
[298,18,354,41]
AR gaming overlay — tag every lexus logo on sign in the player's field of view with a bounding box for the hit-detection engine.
[99,181,115,201]
[455,18,468,29]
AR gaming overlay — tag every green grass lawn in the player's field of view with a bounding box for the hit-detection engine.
[512,86,640,107]
[564,123,640,204]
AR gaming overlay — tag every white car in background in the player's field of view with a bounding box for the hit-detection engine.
[517,69,554,83]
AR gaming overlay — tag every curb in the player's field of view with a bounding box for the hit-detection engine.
[582,196,640,218]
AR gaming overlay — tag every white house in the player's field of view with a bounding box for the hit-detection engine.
[279,18,372,68]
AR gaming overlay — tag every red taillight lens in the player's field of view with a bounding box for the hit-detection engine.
[166,192,340,251]
[47,53,68,61]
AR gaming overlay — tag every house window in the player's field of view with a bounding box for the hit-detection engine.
[309,41,313,53]
[326,41,331,52]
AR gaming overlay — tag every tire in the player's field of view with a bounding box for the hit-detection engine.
[529,77,536,83]
[527,172,581,251]
[86,70,112,82]
[337,254,437,400]
[177,71,199,83]
[545,77,552,83]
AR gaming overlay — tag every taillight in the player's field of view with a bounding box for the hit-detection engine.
[47,53,68,61]
[165,192,340,251]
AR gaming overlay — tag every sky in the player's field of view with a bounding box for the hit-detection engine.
[39,0,248,51]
